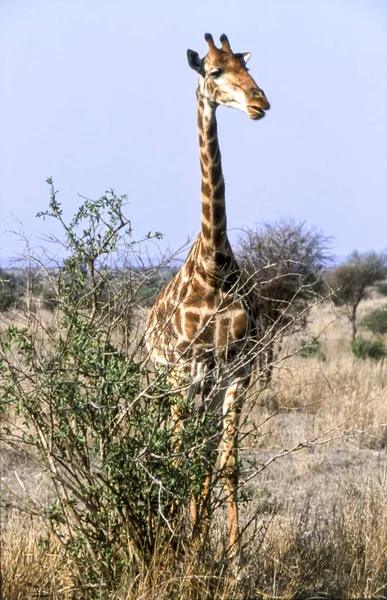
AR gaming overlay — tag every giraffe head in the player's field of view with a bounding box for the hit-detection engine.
[187,33,270,120]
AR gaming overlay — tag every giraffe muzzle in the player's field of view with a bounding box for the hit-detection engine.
[247,88,270,120]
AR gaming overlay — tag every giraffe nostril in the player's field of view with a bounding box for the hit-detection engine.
[250,87,270,110]
[251,87,264,99]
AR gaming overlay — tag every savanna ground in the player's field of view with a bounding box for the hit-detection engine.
[1,294,387,599]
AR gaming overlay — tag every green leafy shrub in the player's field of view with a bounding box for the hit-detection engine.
[360,305,387,336]
[351,335,387,360]
[298,337,326,360]
[0,180,214,593]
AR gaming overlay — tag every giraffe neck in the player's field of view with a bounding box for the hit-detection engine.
[197,90,227,253]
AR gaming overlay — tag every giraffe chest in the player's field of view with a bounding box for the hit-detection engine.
[179,292,250,353]
[147,275,251,362]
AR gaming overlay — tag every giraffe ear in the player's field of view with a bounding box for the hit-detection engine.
[187,50,204,75]
[242,52,252,65]
[236,51,252,66]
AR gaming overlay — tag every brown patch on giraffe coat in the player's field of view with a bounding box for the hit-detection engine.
[202,202,211,222]
[185,310,201,325]
[202,223,211,240]
[196,320,216,345]
[185,260,195,278]
[213,181,225,201]
[201,181,211,197]
[185,311,201,338]
[232,312,248,339]
[179,280,189,299]
[206,294,218,310]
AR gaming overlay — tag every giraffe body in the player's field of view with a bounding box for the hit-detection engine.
[145,33,270,551]
[146,236,252,365]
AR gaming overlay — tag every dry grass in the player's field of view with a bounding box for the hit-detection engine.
[251,485,387,599]
[2,487,386,599]
[0,513,74,600]
[251,298,387,451]
[1,297,387,598]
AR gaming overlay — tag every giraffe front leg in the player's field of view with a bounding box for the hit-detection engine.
[190,365,221,543]
[164,364,205,532]
[221,366,251,553]
[159,364,193,528]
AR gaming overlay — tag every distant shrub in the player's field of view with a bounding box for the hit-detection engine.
[0,269,23,311]
[237,217,332,384]
[376,281,387,296]
[298,337,326,360]
[360,305,387,336]
[351,335,387,360]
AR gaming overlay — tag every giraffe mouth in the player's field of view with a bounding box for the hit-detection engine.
[247,105,266,120]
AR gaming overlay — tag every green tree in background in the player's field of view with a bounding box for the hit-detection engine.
[329,251,387,341]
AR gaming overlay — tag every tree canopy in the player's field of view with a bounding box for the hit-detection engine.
[328,250,387,340]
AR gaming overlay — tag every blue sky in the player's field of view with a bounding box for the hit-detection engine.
[1,0,387,262]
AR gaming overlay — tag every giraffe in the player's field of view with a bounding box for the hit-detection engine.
[145,33,270,550]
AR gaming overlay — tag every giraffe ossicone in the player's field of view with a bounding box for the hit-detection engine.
[145,33,270,552]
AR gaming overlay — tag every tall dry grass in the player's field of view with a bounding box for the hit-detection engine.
[2,486,386,599]
[252,298,387,450]
[1,514,74,600]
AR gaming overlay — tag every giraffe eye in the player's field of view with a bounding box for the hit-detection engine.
[210,68,223,79]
